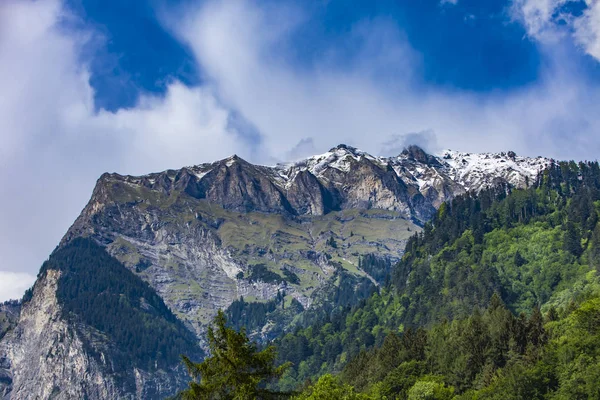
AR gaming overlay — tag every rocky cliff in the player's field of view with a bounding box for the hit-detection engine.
[0,239,200,400]
[0,145,550,399]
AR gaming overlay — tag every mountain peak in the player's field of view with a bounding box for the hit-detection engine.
[219,154,246,167]
[400,145,439,165]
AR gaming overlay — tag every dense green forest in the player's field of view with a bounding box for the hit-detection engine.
[287,293,600,399]
[39,238,203,370]
[182,292,600,399]
[263,161,600,397]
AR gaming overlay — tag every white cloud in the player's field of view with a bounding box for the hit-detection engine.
[511,0,571,40]
[574,1,600,60]
[441,0,459,5]
[173,0,600,160]
[379,130,439,157]
[0,272,36,302]
[513,0,600,62]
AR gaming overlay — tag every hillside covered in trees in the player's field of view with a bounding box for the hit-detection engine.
[261,160,600,398]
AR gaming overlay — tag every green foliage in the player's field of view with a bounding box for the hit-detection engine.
[326,237,338,249]
[407,378,454,400]
[0,300,19,341]
[293,375,373,400]
[179,311,291,399]
[228,268,377,347]
[359,254,393,284]
[589,223,600,272]
[226,293,305,336]
[395,160,600,321]
[282,268,301,285]
[275,288,404,391]
[292,293,600,399]
[40,238,201,370]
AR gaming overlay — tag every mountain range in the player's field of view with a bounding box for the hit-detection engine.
[0,145,552,399]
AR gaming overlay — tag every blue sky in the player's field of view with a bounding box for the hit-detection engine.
[76,0,545,110]
[1,0,600,299]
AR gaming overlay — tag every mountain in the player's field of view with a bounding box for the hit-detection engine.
[0,145,550,399]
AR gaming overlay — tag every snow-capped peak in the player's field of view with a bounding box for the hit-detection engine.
[109,144,554,217]
[439,149,551,192]
[275,144,383,182]
[271,145,552,207]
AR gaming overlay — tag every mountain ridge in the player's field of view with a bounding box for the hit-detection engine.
[1,144,553,399]
[70,144,551,223]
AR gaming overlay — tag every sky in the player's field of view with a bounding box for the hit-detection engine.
[1,0,600,301]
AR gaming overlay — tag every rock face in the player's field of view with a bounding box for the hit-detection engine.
[1,270,121,400]
[0,240,198,400]
[0,144,551,399]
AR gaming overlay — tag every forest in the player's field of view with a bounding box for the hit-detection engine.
[181,292,600,399]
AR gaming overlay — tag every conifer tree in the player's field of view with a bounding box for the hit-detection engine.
[179,311,291,400]
[589,223,600,272]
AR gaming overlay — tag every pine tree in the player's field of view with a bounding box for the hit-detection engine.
[545,306,559,322]
[563,222,582,257]
[327,236,338,249]
[589,223,600,272]
[179,311,291,399]
[527,306,546,348]
[513,251,527,267]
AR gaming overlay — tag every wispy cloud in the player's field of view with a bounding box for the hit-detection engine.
[573,1,600,60]
[172,0,600,160]
[379,130,439,157]
[512,0,600,61]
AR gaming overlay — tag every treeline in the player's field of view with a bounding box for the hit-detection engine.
[394,161,600,324]
[40,238,202,370]
[401,161,600,272]
[340,294,546,398]
[359,254,394,284]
